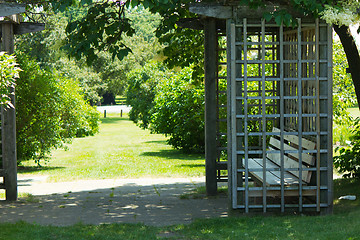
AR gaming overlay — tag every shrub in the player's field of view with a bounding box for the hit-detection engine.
[150,67,205,153]
[126,62,167,129]
[334,117,360,178]
[15,53,100,164]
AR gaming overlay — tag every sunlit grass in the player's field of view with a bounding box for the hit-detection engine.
[18,116,205,182]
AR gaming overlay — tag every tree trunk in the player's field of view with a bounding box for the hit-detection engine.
[333,24,360,110]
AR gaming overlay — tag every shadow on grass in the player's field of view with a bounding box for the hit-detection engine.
[177,164,205,168]
[100,117,129,124]
[17,166,64,174]
[333,177,360,214]
[140,149,204,161]
[144,140,168,145]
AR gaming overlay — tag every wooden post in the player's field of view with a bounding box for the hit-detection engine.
[1,22,17,201]
[204,17,217,195]
[120,109,123,117]
[104,110,107,118]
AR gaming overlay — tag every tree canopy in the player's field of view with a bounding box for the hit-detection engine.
[15,0,360,105]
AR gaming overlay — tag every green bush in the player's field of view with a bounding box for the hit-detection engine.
[150,67,205,153]
[15,53,100,164]
[126,62,167,129]
[334,117,360,178]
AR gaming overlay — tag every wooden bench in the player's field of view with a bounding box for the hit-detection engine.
[244,127,316,196]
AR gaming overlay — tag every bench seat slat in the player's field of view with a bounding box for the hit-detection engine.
[269,137,315,166]
[244,158,302,186]
[267,147,312,183]
[272,127,316,150]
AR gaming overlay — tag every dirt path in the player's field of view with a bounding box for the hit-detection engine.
[0,176,228,226]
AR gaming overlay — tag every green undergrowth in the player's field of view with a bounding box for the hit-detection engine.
[18,116,205,182]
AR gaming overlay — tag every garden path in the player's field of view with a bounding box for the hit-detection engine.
[0,176,228,226]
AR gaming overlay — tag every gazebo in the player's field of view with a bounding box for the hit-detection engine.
[188,2,333,214]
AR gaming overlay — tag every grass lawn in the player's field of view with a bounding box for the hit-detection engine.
[18,115,205,182]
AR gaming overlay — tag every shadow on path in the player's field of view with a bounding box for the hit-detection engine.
[0,178,228,226]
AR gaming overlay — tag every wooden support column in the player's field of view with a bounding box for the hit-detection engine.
[1,22,17,201]
[204,17,217,195]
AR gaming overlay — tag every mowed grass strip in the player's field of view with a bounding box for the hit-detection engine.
[18,116,205,181]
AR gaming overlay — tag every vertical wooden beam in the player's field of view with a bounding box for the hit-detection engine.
[204,17,217,195]
[1,22,17,201]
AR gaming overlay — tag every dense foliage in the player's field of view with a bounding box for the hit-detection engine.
[0,52,20,108]
[16,53,100,164]
[126,62,166,129]
[151,67,205,153]
[126,63,205,152]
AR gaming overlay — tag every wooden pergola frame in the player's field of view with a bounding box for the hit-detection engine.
[189,2,333,214]
[0,2,45,201]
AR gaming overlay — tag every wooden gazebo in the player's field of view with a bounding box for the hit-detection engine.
[189,2,333,213]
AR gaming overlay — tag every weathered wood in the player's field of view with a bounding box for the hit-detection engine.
[4,14,22,24]
[267,147,312,183]
[0,169,4,177]
[273,127,316,150]
[245,158,302,186]
[0,3,25,17]
[176,18,203,30]
[245,128,316,187]
[189,2,310,19]
[13,22,45,34]
[248,189,316,197]
[0,22,46,35]
[1,22,18,201]
[190,3,232,19]
[204,17,218,196]
[269,137,315,166]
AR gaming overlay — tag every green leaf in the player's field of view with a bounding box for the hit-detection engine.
[263,12,273,22]
[274,15,282,26]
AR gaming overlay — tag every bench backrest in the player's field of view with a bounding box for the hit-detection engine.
[267,127,316,183]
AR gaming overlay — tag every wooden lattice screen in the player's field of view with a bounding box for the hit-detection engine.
[227,18,333,213]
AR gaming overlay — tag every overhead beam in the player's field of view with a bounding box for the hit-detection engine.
[13,22,45,35]
[0,22,46,35]
[190,3,232,19]
[189,2,309,19]
[0,3,26,17]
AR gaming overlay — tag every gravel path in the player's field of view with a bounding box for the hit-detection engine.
[0,176,228,226]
